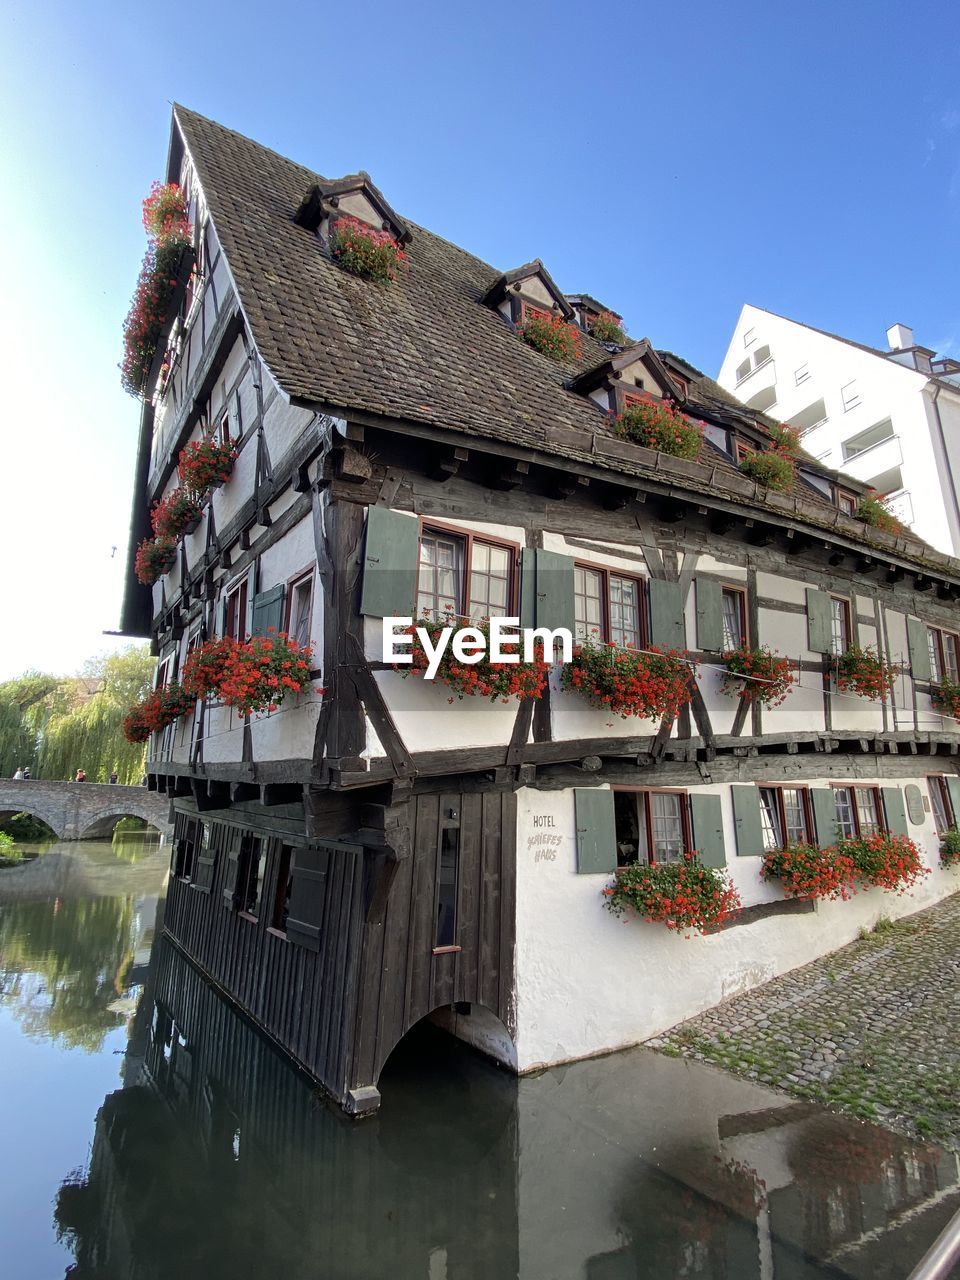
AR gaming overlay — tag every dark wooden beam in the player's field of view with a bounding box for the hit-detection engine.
[427,446,469,483]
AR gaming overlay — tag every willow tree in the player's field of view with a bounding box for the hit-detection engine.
[0,673,57,777]
[36,648,156,784]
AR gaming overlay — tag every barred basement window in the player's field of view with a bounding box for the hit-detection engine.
[613,789,690,866]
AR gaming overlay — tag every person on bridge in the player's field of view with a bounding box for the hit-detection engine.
[22,767,30,780]
[108,771,118,784]
[74,768,86,783]
[12,767,23,780]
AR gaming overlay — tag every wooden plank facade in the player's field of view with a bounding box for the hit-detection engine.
[121,107,960,1113]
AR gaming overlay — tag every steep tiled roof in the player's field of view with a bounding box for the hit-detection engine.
[169,107,954,573]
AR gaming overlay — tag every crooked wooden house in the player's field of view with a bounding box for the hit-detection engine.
[121,107,960,1115]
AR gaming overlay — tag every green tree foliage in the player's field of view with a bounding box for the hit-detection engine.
[0,647,155,783]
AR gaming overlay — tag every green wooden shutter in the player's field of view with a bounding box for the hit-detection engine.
[806,588,832,653]
[519,548,537,631]
[574,788,617,874]
[649,579,685,650]
[731,785,765,856]
[193,835,216,894]
[690,793,726,867]
[221,848,241,909]
[359,507,420,618]
[882,786,909,837]
[810,787,838,846]
[907,617,931,681]
[695,577,723,652]
[250,584,286,637]
[285,840,362,950]
[946,776,960,828]
[535,550,576,633]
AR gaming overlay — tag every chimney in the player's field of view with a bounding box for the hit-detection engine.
[887,323,914,351]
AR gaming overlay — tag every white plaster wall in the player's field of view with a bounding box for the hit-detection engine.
[512,780,958,1073]
[717,305,958,555]
[370,670,519,753]
[249,695,321,759]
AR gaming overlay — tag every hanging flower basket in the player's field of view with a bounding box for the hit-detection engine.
[151,489,203,540]
[398,616,549,702]
[122,682,195,743]
[516,308,582,362]
[931,676,960,720]
[561,638,695,720]
[328,214,406,282]
[182,637,237,700]
[603,852,742,935]
[588,311,626,344]
[181,633,316,715]
[142,181,189,241]
[178,438,238,495]
[835,645,898,701]
[612,399,702,460]
[739,447,795,492]
[761,842,858,901]
[837,833,929,893]
[720,645,795,707]
[134,537,177,585]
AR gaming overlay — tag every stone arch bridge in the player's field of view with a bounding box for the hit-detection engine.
[0,779,173,841]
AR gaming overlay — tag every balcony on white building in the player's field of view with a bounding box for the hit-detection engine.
[735,352,777,413]
[838,432,903,488]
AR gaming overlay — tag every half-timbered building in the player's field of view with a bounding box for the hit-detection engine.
[121,107,960,1114]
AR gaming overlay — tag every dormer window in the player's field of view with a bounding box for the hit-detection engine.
[482,260,574,328]
[834,487,857,516]
[569,340,686,415]
[295,175,412,254]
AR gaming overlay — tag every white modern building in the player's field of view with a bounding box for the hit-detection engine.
[718,305,960,557]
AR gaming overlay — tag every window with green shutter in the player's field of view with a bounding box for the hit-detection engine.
[810,787,838,846]
[359,507,420,618]
[881,786,909,838]
[689,793,726,867]
[907,616,932,681]
[250,583,285,637]
[731,786,766,856]
[695,577,723,651]
[574,789,617,874]
[805,588,832,653]
[649,579,685,650]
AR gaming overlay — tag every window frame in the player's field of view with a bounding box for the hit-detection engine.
[834,487,858,516]
[217,409,231,444]
[612,787,692,867]
[268,845,295,938]
[829,595,852,657]
[830,784,886,839]
[720,583,749,650]
[573,559,648,649]
[416,519,519,624]
[284,564,315,648]
[433,809,462,954]
[236,836,267,922]
[927,626,960,684]
[928,776,955,835]
[223,574,249,642]
[756,784,813,851]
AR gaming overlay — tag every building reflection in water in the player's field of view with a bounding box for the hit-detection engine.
[55,933,960,1280]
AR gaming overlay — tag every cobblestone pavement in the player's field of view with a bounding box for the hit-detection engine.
[652,893,960,1150]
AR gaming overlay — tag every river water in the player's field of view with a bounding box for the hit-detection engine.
[1,837,958,1279]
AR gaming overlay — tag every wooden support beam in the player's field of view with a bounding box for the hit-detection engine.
[657,497,688,523]
[546,474,590,501]
[487,458,530,491]
[261,783,303,806]
[427,446,469,483]
[600,486,636,511]
[230,782,260,803]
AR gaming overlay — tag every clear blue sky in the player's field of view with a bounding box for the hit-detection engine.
[0,0,957,678]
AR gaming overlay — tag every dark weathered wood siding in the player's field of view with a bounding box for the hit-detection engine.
[163,786,516,1107]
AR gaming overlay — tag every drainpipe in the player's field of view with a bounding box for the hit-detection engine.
[928,381,960,556]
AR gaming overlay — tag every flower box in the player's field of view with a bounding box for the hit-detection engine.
[329,214,406,282]
[134,537,177,585]
[931,676,960,720]
[151,489,203,541]
[720,646,795,707]
[612,400,702,460]
[739,448,795,492]
[761,842,857,901]
[562,639,695,720]
[178,438,237,495]
[398,616,548,702]
[181,632,316,714]
[835,646,898,701]
[517,308,582,362]
[604,853,742,935]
